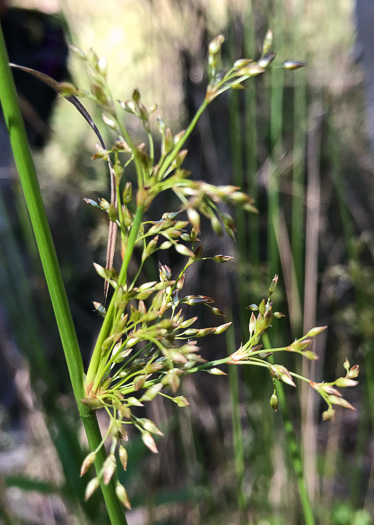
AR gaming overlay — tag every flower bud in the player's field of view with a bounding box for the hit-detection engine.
[322,407,336,421]
[213,254,233,263]
[270,393,278,412]
[103,454,117,485]
[85,477,100,501]
[172,396,190,407]
[305,326,327,338]
[334,377,358,388]
[268,275,279,296]
[208,368,227,376]
[347,364,359,378]
[80,452,96,477]
[209,35,224,55]
[215,322,232,334]
[142,431,158,453]
[116,482,131,509]
[328,395,355,410]
[118,446,128,471]
[282,60,306,70]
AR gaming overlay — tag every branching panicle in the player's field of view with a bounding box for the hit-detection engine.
[66,35,358,508]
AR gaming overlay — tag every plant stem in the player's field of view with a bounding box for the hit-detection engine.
[0,27,127,525]
[263,334,315,525]
[86,205,145,388]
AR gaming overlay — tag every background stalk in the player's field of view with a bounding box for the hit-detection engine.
[0,27,127,525]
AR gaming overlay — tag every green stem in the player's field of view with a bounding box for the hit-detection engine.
[263,334,315,525]
[0,28,127,525]
[158,99,208,179]
[87,205,144,388]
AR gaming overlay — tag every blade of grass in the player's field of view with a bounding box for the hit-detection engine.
[301,100,323,503]
[244,0,260,271]
[226,317,246,518]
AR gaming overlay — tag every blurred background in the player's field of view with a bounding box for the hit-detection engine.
[0,0,373,524]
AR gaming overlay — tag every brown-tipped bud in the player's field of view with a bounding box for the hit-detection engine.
[228,345,247,363]
[305,326,327,338]
[173,396,190,407]
[134,375,146,391]
[322,407,336,422]
[215,322,232,335]
[208,367,227,376]
[282,60,306,70]
[184,295,214,305]
[139,418,164,436]
[127,397,144,407]
[163,127,173,155]
[258,52,277,68]
[287,339,313,351]
[173,130,186,144]
[213,254,233,263]
[142,431,158,453]
[194,244,203,258]
[249,312,256,337]
[270,365,296,387]
[347,364,359,379]
[80,452,96,477]
[158,262,172,281]
[85,477,100,501]
[273,312,285,319]
[176,273,185,290]
[343,358,350,371]
[210,306,225,317]
[328,395,355,411]
[334,377,358,388]
[118,446,128,471]
[103,454,117,485]
[173,149,188,168]
[209,34,224,55]
[268,275,279,296]
[116,483,131,509]
[179,316,198,329]
[270,393,278,412]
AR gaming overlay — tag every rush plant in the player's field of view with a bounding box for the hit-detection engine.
[0,28,358,524]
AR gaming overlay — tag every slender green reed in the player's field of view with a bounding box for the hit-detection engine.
[244,0,260,271]
[226,317,246,516]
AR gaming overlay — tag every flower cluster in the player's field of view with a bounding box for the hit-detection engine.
[61,34,358,508]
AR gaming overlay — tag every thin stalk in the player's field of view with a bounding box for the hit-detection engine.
[0,28,127,525]
[263,334,315,525]
[244,0,259,270]
[226,319,246,516]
